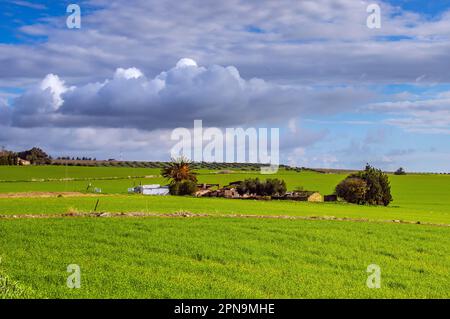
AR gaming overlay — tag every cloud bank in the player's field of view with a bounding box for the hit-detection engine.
[1,0,450,171]
[8,58,372,130]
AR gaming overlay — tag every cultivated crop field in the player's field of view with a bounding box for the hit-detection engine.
[0,166,449,298]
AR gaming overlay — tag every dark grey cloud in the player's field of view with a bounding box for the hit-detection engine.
[0,99,11,125]
[8,59,374,130]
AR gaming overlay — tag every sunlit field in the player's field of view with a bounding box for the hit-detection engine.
[1,217,449,298]
[1,166,449,298]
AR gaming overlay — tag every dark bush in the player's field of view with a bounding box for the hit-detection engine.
[0,150,18,165]
[237,178,287,196]
[17,147,51,165]
[335,164,393,206]
[169,180,197,196]
[168,182,180,195]
[335,177,367,204]
[264,178,287,196]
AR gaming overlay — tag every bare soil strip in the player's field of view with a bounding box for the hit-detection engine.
[0,211,449,227]
[0,192,104,198]
[0,175,160,183]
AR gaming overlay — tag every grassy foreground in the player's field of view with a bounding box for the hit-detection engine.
[1,167,450,213]
[1,166,449,299]
[1,217,449,299]
[1,195,450,225]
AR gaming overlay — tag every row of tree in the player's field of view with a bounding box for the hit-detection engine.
[236,178,287,196]
[57,157,97,161]
[162,159,394,207]
[0,150,17,165]
[161,158,289,197]
[0,147,51,165]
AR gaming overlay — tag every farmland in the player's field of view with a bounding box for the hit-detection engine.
[1,217,449,299]
[0,165,449,298]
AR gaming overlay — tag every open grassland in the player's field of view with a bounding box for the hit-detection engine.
[0,166,449,299]
[0,166,162,181]
[0,177,165,194]
[1,195,450,225]
[1,166,450,224]
[0,168,344,194]
[2,166,450,210]
[0,217,449,298]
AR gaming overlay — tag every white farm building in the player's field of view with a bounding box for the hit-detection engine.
[128,184,170,195]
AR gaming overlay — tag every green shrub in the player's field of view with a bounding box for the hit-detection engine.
[237,178,287,196]
[335,177,367,204]
[17,147,51,165]
[264,178,287,196]
[394,167,406,175]
[169,180,197,196]
[336,164,393,206]
[0,150,18,165]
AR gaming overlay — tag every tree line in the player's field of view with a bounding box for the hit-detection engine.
[56,157,97,161]
[162,158,394,207]
[0,147,51,165]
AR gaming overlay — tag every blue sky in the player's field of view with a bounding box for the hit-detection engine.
[1,0,450,172]
[385,0,450,17]
[0,1,64,43]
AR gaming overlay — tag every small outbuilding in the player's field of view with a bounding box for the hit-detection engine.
[324,194,338,202]
[17,158,31,166]
[130,184,170,195]
[223,187,240,198]
[195,184,220,197]
[285,191,323,202]
[196,185,241,198]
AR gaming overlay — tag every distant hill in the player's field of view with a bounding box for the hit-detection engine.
[51,159,292,171]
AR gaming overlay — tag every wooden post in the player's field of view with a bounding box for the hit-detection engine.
[94,199,100,212]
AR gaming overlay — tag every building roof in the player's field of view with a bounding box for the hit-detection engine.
[289,191,320,197]
[140,184,168,189]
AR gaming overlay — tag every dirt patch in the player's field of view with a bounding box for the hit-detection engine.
[0,211,448,227]
[0,211,209,219]
[0,192,104,198]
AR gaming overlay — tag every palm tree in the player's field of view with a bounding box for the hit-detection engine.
[161,157,197,183]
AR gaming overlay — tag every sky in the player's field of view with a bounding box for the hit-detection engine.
[1,0,450,172]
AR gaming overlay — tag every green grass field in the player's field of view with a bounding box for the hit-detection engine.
[0,166,449,298]
[1,218,449,298]
[0,166,162,181]
[1,195,450,225]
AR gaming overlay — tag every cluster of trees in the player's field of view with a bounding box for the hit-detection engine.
[18,148,52,165]
[162,158,198,195]
[0,147,51,165]
[285,166,303,172]
[394,167,406,175]
[0,150,17,165]
[161,158,289,197]
[168,180,198,196]
[335,164,392,206]
[236,178,287,196]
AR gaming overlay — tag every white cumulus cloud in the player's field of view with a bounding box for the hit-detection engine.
[8,58,372,130]
[114,67,144,80]
[40,74,69,109]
